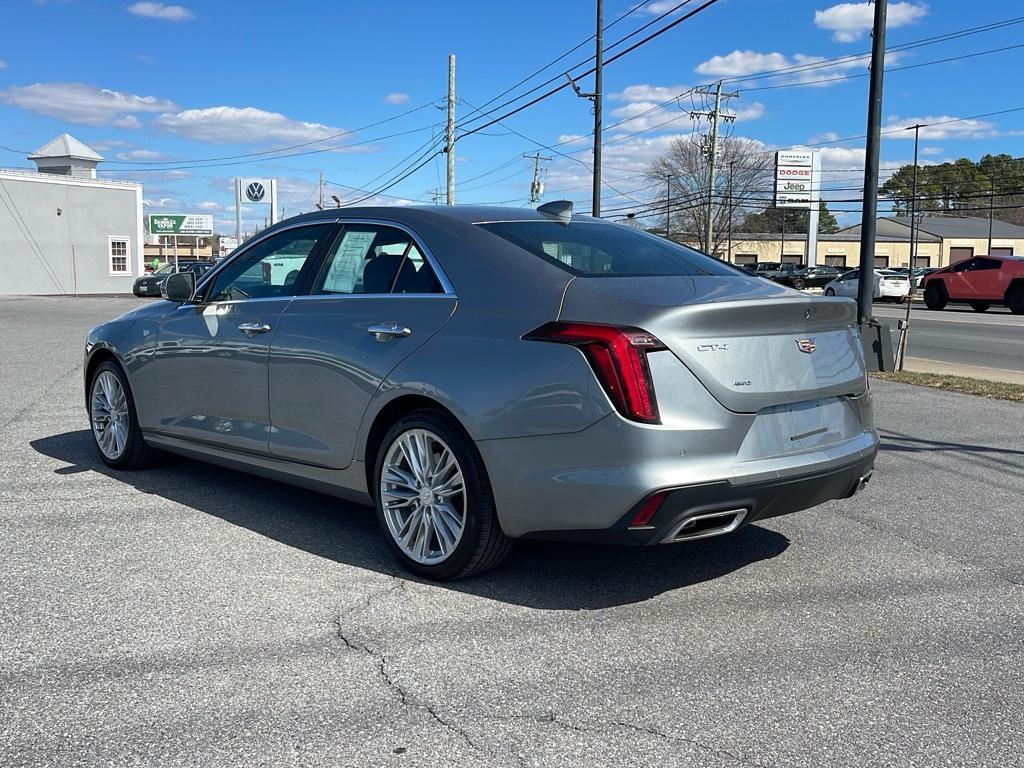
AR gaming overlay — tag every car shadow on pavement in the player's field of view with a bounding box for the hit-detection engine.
[31,430,791,610]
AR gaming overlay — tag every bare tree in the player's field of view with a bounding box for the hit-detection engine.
[645,136,773,254]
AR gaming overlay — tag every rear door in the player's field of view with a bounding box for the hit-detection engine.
[267,222,456,469]
[154,223,334,454]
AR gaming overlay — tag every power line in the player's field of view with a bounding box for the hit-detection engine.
[457,0,722,141]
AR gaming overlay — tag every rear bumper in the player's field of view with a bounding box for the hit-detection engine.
[520,453,876,545]
[476,408,879,540]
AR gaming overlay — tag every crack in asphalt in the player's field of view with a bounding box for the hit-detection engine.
[333,584,776,768]
[333,610,485,758]
[506,711,776,768]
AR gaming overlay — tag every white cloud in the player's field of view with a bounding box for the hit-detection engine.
[0,82,178,126]
[611,83,689,103]
[153,106,344,145]
[197,200,221,210]
[0,59,7,69]
[920,146,943,156]
[695,49,905,89]
[115,149,166,160]
[127,2,194,21]
[112,115,141,129]
[383,92,409,105]
[883,115,999,140]
[644,1,686,13]
[814,2,927,42]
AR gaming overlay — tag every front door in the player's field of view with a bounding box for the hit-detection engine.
[153,223,335,454]
[268,222,455,468]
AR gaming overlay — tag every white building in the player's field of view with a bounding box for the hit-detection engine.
[0,134,143,295]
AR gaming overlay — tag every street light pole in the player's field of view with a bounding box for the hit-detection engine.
[591,0,604,217]
[856,0,888,327]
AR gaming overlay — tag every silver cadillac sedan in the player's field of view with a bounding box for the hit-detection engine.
[84,202,877,579]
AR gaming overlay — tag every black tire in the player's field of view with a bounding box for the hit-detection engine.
[824,288,835,296]
[87,360,153,470]
[969,301,990,313]
[1007,286,1024,315]
[923,283,947,311]
[373,410,512,580]
[792,278,806,290]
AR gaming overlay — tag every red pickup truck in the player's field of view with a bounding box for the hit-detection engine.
[921,255,1024,314]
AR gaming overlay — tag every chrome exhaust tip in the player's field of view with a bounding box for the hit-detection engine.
[847,469,874,498]
[662,508,748,544]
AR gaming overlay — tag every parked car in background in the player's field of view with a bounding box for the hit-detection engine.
[133,261,214,297]
[912,267,939,289]
[823,268,911,302]
[775,265,842,290]
[84,203,877,579]
[754,262,802,281]
[921,255,1024,313]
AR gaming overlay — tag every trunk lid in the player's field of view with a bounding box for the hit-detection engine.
[558,276,865,413]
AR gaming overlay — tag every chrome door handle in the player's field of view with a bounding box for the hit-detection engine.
[238,321,271,336]
[368,323,411,341]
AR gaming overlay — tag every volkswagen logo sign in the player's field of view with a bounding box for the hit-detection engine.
[245,182,266,202]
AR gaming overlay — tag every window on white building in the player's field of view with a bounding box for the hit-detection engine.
[109,238,130,275]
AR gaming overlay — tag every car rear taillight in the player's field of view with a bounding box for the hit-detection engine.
[523,322,666,424]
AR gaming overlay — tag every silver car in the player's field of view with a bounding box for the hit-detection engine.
[84,203,878,579]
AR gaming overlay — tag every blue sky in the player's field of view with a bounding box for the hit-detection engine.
[1,0,1022,233]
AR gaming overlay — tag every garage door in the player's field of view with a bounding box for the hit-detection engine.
[949,246,973,264]
[912,256,931,268]
[782,255,802,265]
[873,256,889,268]
[734,254,757,265]
[990,247,1014,256]
[824,255,847,267]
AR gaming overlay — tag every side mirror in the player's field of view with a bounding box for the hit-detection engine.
[163,271,196,302]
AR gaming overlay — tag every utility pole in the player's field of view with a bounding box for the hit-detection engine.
[592,0,603,217]
[318,171,324,210]
[857,0,887,328]
[525,151,552,204]
[446,54,456,205]
[664,174,673,237]
[987,177,995,254]
[429,189,441,205]
[691,80,737,255]
[727,160,735,262]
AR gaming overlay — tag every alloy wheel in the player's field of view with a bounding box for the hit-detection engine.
[91,370,129,460]
[380,428,467,565]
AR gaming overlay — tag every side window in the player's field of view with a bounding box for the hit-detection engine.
[314,224,443,295]
[205,224,331,302]
[974,257,1001,271]
[952,258,976,273]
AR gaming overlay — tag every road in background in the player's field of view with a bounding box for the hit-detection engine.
[2,296,1022,768]
[872,302,1024,372]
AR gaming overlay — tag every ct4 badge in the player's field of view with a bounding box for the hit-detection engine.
[796,338,817,354]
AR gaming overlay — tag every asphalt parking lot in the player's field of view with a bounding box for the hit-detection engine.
[2,296,1022,768]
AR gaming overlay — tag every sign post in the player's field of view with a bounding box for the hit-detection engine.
[236,178,277,245]
[774,150,821,267]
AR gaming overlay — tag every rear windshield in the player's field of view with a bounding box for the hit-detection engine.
[477,221,740,277]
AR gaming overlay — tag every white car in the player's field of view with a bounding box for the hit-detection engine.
[823,269,911,302]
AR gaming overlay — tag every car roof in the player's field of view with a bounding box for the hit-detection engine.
[265,204,602,229]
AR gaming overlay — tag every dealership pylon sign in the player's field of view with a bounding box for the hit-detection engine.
[774,150,822,267]
[235,178,278,242]
[147,213,213,236]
